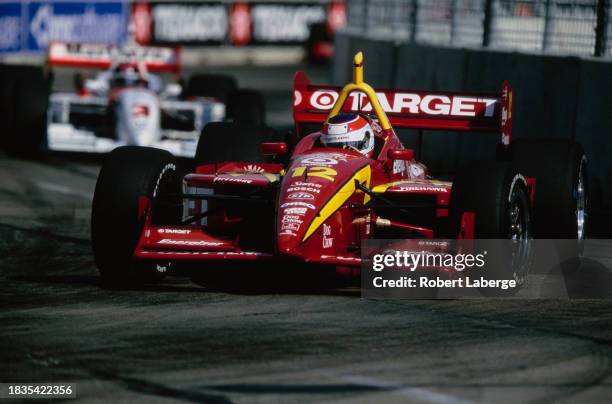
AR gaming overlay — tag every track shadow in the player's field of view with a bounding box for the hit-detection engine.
[8,272,358,296]
[203,383,380,394]
[10,274,101,287]
[538,257,612,299]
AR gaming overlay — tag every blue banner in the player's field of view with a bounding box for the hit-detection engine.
[0,0,129,54]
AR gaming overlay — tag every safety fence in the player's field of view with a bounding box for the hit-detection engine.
[346,0,611,57]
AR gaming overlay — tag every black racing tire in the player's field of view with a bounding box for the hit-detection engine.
[227,89,266,126]
[194,122,273,166]
[450,161,531,239]
[510,138,587,275]
[91,146,181,288]
[183,74,238,104]
[509,138,587,240]
[450,161,532,294]
[0,64,48,157]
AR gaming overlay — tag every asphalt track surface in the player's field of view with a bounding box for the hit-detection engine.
[1,64,612,403]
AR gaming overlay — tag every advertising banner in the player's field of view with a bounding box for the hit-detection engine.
[0,0,129,54]
[132,1,345,46]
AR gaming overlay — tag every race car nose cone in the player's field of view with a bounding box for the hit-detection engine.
[276,149,372,258]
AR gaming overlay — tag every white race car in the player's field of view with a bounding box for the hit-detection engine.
[0,42,265,158]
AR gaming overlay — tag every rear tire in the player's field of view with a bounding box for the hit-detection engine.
[509,138,587,239]
[450,161,532,294]
[91,146,181,287]
[510,138,587,275]
[0,65,48,157]
[183,74,237,104]
[194,122,273,166]
[227,89,266,126]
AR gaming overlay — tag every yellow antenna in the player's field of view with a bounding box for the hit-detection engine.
[327,52,391,130]
[353,51,363,84]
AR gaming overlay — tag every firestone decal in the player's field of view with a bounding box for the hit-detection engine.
[158,239,224,246]
[213,176,252,184]
[398,186,449,193]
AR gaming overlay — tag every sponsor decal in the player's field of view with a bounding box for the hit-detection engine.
[27,2,128,51]
[300,157,338,166]
[399,186,448,193]
[293,181,322,188]
[288,192,314,200]
[281,201,316,209]
[287,186,321,194]
[311,90,338,109]
[284,207,308,215]
[307,153,349,162]
[279,230,297,237]
[242,164,265,174]
[152,4,227,42]
[158,239,224,246]
[291,166,337,182]
[213,176,252,184]
[157,228,191,234]
[281,222,300,231]
[308,91,498,118]
[251,4,325,42]
[281,215,303,224]
[322,224,333,248]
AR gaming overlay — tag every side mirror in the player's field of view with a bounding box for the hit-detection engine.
[387,148,414,161]
[261,142,287,156]
[163,83,182,97]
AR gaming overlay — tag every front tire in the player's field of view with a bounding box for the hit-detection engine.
[91,146,180,287]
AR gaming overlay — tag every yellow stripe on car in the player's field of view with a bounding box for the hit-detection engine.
[302,165,371,242]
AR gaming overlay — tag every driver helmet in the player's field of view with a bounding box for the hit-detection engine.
[322,113,375,156]
[112,63,144,87]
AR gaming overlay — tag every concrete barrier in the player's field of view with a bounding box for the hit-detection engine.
[333,33,612,224]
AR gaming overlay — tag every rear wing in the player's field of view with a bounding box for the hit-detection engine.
[293,71,513,145]
[48,42,181,74]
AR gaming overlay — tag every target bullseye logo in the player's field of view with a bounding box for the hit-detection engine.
[311,90,339,110]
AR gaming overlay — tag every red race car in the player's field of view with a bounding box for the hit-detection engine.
[91,52,587,287]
